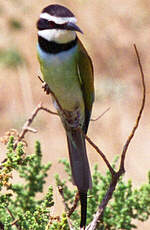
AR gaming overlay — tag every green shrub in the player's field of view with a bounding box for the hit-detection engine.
[0,137,149,229]
[0,48,24,69]
[8,18,23,30]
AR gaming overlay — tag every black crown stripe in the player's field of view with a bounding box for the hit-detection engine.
[42,4,74,18]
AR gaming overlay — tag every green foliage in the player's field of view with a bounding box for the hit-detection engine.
[0,48,24,69]
[8,18,23,30]
[0,139,150,229]
[0,137,53,229]
[57,159,150,230]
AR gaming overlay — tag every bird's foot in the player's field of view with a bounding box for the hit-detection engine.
[66,119,80,130]
[42,82,51,95]
[64,109,81,130]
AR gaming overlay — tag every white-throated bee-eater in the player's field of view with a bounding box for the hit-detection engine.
[36,4,94,229]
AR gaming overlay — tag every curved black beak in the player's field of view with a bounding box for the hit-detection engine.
[66,22,83,34]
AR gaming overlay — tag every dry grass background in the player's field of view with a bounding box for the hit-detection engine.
[0,0,150,229]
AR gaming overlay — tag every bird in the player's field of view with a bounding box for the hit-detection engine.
[36,4,94,229]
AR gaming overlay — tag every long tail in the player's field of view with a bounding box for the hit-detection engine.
[79,191,87,229]
[67,129,92,228]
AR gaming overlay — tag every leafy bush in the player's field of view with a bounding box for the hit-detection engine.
[0,137,149,229]
[8,18,23,30]
[0,48,24,69]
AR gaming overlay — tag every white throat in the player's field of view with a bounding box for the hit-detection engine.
[38,29,76,44]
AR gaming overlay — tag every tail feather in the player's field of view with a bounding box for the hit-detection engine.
[66,128,92,228]
[66,129,92,191]
[79,191,87,229]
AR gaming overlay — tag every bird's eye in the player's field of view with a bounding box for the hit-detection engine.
[49,21,56,27]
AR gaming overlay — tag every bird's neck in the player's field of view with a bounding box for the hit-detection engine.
[38,35,78,54]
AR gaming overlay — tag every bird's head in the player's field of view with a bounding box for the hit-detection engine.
[37,4,83,44]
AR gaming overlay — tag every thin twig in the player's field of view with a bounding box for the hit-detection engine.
[13,102,58,149]
[11,219,19,226]
[119,44,146,172]
[58,186,70,212]
[91,107,110,122]
[40,106,58,116]
[84,133,115,176]
[86,176,119,230]
[6,208,20,230]
[68,192,80,217]
[58,186,75,230]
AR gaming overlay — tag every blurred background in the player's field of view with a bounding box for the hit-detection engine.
[0,0,150,228]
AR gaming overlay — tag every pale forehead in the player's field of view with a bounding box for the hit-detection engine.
[40,12,77,24]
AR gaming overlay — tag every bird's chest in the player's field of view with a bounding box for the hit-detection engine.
[38,45,78,87]
[43,51,77,87]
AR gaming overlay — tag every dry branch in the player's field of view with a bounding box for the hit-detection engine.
[13,102,58,149]
[6,207,20,230]
[57,186,76,230]
[84,133,115,176]
[119,44,146,172]
[68,192,80,217]
[86,44,146,230]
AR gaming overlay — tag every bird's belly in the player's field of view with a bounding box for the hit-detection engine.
[46,64,83,111]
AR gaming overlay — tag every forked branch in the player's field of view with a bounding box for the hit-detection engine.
[13,102,58,149]
[86,44,146,230]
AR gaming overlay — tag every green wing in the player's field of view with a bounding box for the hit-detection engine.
[77,39,94,134]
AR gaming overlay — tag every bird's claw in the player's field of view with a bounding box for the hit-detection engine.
[66,119,80,129]
[42,82,51,95]
[64,109,81,130]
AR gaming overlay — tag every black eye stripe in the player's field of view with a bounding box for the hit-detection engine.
[37,19,49,30]
[37,18,67,30]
